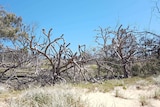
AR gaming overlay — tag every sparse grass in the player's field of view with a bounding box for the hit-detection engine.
[0,84,17,98]
[139,95,149,106]
[115,89,121,98]
[1,75,160,107]
[153,89,160,100]
[153,75,160,86]
[114,88,128,99]
[74,77,146,93]
[74,81,116,93]
[0,84,7,94]
[7,84,87,107]
[136,80,149,86]
[89,64,97,71]
[0,68,6,72]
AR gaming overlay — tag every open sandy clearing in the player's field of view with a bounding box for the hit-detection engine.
[81,85,160,107]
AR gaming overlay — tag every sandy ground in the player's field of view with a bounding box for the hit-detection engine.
[0,102,8,107]
[0,84,160,107]
[81,85,160,107]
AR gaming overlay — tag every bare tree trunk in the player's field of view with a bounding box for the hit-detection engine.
[121,58,128,78]
[158,48,160,59]
[96,60,101,76]
[122,65,128,78]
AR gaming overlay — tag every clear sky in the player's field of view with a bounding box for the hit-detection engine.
[0,0,160,51]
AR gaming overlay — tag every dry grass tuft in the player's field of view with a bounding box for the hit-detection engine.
[152,89,160,100]
[139,95,149,106]
[114,87,128,99]
[7,84,87,107]
[153,75,160,86]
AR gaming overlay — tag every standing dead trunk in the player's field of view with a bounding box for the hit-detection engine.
[122,64,128,78]
[122,58,128,78]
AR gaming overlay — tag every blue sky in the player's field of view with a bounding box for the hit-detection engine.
[1,0,160,51]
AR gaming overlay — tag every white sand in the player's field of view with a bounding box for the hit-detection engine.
[81,85,160,107]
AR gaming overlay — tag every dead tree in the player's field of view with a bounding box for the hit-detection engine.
[112,25,138,78]
[94,27,116,79]
[94,25,138,79]
[27,28,88,84]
